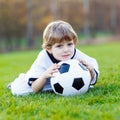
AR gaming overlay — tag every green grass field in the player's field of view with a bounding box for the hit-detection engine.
[0,42,120,120]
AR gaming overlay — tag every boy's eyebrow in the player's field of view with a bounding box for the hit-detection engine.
[56,43,63,45]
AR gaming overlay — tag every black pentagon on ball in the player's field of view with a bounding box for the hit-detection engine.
[59,63,70,74]
[72,77,85,90]
[54,83,64,94]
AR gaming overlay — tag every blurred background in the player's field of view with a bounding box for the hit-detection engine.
[0,0,120,53]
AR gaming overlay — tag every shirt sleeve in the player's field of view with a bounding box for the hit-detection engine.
[90,69,99,85]
[25,50,48,86]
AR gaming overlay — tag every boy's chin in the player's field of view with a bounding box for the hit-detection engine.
[60,59,71,61]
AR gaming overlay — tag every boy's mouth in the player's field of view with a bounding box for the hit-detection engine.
[62,54,71,58]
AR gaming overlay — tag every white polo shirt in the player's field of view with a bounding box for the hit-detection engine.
[11,49,99,95]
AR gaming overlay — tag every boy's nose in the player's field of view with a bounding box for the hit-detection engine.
[63,46,69,52]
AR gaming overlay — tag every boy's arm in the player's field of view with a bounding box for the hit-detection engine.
[31,75,47,93]
[90,69,99,85]
[78,59,99,85]
[31,64,60,93]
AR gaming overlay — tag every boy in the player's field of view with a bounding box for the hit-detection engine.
[8,20,99,95]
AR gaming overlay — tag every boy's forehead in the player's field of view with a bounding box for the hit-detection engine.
[55,40,73,44]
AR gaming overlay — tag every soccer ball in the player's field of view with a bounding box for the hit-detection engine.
[50,59,91,96]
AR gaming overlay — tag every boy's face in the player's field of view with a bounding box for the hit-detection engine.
[47,40,75,61]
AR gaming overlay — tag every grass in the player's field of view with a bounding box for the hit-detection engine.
[0,42,120,120]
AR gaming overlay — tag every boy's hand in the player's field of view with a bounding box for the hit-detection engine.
[43,64,60,78]
[78,59,95,81]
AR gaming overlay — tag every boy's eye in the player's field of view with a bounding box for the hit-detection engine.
[56,44,62,48]
[68,42,73,46]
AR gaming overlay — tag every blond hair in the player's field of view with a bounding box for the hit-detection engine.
[42,20,78,49]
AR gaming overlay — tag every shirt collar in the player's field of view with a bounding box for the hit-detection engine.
[46,49,76,63]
